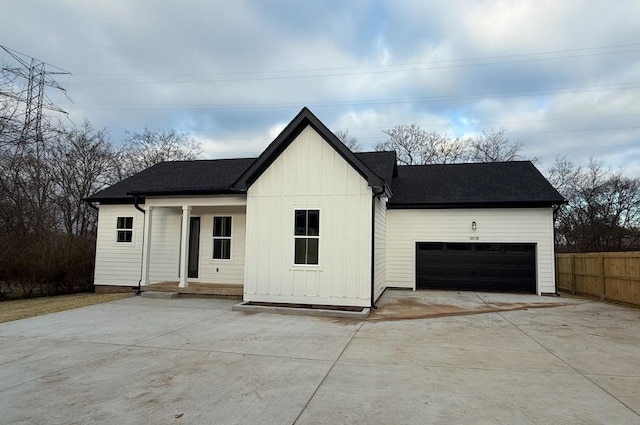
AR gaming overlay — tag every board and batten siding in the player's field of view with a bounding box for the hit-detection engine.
[94,204,144,286]
[373,196,387,301]
[386,208,556,294]
[244,125,373,307]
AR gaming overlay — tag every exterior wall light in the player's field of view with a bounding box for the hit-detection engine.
[472,221,477,231]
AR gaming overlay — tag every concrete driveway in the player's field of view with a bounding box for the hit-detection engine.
[0,290,638,424]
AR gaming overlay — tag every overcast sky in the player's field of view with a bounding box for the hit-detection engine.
[2,0,640,176]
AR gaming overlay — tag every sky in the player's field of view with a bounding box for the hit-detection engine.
[2,0,640,177]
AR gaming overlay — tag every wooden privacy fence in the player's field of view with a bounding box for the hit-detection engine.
[556,252,640,307]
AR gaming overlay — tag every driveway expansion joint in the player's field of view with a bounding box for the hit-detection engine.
[292,320,365,424]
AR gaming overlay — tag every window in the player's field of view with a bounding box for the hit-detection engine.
[116,216,133,243]
[213,216,232,260]
[294,209,319,265]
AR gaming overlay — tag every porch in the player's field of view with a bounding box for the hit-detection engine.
[140,281,243,297]
[141,196,247,289]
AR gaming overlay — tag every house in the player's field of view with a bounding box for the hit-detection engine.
[86,107,565,308]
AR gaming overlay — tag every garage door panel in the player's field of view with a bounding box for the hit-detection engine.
[416,242,536,292]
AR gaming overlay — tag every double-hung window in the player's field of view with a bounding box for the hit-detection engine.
[213,216,232,260]
[294,209,319,265]
[116,217,133,243]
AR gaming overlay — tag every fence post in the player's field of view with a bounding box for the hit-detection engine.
[600,254,606,301]
[570,255,576,295]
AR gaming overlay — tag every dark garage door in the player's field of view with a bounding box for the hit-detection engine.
[416,242,536,292]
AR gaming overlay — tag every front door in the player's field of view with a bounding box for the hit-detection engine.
[188,217,200,278]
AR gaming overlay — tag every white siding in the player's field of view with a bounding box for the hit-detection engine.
[386,208,556,294]
[197,212,246,285]
[244,125,373,307]
[95,202,247,287]
[94,204,145,287]
[148,207,181,283]
[373,196,387,301]
[143,199,247,285]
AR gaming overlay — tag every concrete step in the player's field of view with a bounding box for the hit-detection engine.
[232,302,370,319]
[140,291,179,299]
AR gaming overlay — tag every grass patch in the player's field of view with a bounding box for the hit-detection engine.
[0,293,134,324]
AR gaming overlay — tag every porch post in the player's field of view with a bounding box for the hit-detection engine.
[179,205,191,288]
[140,206,153,286]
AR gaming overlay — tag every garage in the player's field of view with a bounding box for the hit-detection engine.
[416,242,536,293]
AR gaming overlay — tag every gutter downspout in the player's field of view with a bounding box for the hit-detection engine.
[371,196,376,310]
[552,206,559,296]
[87,201,99,291]
[134,195,145,295]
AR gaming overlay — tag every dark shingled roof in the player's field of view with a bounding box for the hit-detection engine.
[86,158,255,202]
[388,161,565,208]
[85,151,397,202]
[355,151,397,184]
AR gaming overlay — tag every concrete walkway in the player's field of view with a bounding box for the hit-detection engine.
[0,290,638,424]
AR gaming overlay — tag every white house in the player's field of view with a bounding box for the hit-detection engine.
[86,107,565,307]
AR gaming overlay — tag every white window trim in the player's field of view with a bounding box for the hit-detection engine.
[293,208,320,267]
[115,216,134,245]
[212,215,232,262]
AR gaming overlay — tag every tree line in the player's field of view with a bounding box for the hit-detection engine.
[0,109,201,299]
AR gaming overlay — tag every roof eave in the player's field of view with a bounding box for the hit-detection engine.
[127,188,246,197]
[387,200,565,209]
[82,196,137,205]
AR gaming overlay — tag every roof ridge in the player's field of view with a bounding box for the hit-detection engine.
[355,150,396,154]
[156,157,257,164]
[397,160,534,167]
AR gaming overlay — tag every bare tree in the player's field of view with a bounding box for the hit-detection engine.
[334,129,361,152]
[547,157,640,251]
[0,85,21,141]
[375,124,425,165]
[466,129,529,162]
[546,156,581,196]
[50,121,116,237]
[375,124,469,165]
[117,128,202,179]
[0,124,56,236]
[422,132,468,164]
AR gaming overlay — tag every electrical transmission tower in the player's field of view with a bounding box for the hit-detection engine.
[1,45,71,144]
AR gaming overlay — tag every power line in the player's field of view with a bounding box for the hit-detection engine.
[101,112,640,136]
[74,43,640,78]
[100,125,640,143]
[68,44,640,84]
[1,44,71,143]
[66,81,640,110]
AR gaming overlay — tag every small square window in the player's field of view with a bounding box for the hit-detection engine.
[213,239,231,259]
[116,216,133,243]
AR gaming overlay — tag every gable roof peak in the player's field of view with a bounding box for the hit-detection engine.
[233,107,386,193]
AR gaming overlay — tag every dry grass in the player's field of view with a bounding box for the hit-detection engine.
[0,293,134,324]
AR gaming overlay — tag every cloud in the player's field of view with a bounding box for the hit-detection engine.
[1,0,639,176]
